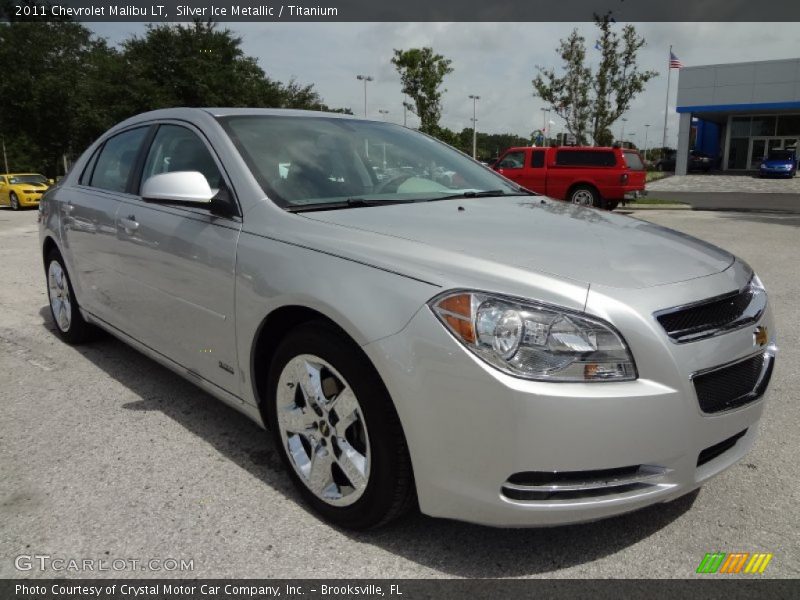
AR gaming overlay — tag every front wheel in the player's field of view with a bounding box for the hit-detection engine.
[569,185,601,208]
[10,192,20,210]
[266,322,415,529]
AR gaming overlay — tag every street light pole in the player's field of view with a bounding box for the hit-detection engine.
[468,95,480,159]
[620,118,628,145]
[378,109,389,121]
[540,108,551,146]
[1,136,8,174]
[356,74,373,117]
[643,124,650,162]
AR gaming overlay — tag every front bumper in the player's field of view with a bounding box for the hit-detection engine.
[624,190,648,200]
[364,264,774,527]
[19,194,43,206]
[760,167,794,178]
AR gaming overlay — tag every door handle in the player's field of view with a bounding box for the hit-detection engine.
[119,215,139,233]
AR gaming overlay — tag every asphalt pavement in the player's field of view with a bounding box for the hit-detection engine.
[1,207,798,579]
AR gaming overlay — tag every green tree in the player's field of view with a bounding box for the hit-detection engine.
[120,22,316,111]
[0,20,110,174]
[533,14,657,145]
[391,47,453,135]
[0,18,348,175]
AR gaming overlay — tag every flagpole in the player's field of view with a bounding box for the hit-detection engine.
[662,45,672,150]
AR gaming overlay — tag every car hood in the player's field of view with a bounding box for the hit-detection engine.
[301,196,734,289]
[12,182,48,188]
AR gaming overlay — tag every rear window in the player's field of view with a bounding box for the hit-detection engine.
[555,150,616,167]
[531,150,545,168]
[623,151,645,170]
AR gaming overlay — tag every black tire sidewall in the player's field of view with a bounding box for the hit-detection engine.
[10,193,19,210]
[265,323,410,529]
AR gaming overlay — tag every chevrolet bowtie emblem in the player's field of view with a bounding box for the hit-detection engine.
[754,326,769,347]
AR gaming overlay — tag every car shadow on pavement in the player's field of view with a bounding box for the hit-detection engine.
[39,306,699,577]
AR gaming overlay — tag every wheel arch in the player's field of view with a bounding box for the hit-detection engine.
[250,305,377,423]
[42,235,60,269]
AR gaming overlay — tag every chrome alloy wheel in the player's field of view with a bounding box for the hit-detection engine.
[276,354,371,506]
[48,260,72,332]
[571,189,595,206]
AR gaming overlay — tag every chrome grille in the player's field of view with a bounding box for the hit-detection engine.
[501,465,669,501]
[693,352,773,414]
[654,278,766,343]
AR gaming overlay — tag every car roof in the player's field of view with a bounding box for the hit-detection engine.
[505,146,620,151]
[2,173,44,177]
[114,107,366,127]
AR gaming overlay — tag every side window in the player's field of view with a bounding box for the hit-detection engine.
[498,151,525,169]
[89,128,147,192]
[141,125,223,192]
[531,150,545,168]
[555,150,616,167]
[79,147,102,186]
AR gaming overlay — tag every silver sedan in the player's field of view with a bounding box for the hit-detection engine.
[39,108,776,529]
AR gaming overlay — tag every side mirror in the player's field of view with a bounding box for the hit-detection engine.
[141,171,214,204]
[48,179,55,185]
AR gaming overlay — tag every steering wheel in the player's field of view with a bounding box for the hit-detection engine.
[374,172,415,194]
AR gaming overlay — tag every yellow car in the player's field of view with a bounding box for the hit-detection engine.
[0,173,53,210]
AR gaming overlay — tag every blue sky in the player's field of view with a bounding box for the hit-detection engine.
[89,22,799,148]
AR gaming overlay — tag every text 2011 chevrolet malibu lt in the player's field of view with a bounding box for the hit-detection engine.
[40,109,776,529]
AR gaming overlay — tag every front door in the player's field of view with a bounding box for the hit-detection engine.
[113,123,242,394]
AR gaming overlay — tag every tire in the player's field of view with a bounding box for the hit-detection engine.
[266,321,415,529]
[606,200,619,211]
[569,185,601,208]
[45,250,95,344]
[10,192,20,211]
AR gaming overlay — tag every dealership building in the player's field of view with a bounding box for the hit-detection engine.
[675,58,800,174]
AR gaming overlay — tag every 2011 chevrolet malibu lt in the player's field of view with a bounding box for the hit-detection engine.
[39,108,776,529]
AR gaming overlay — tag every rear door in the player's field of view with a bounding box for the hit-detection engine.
[526,148,547,194]
[113,122,242,394]
[59,126,150,324]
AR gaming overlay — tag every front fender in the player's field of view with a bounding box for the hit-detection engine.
[234,230,440,406]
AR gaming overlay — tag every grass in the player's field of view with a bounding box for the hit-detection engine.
[646,171,668,183]
[625,197,688,205]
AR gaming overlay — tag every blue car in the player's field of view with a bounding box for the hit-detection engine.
[759,149,797,178]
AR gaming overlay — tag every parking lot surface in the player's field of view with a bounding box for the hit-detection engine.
[1,207,798,579]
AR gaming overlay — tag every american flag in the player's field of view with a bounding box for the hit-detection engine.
[669,51,684,69]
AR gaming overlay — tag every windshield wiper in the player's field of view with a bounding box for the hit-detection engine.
[287,197,419,213]
[428,189,534,201]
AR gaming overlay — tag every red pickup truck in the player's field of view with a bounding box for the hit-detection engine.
[493,146,646,210]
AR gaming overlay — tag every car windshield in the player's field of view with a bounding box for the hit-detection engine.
[623,151,645,170]
[218,115,522,210]
[9,174,47,185]
[767,150,793,160]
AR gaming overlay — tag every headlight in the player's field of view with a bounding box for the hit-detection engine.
[430,291,636,382]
